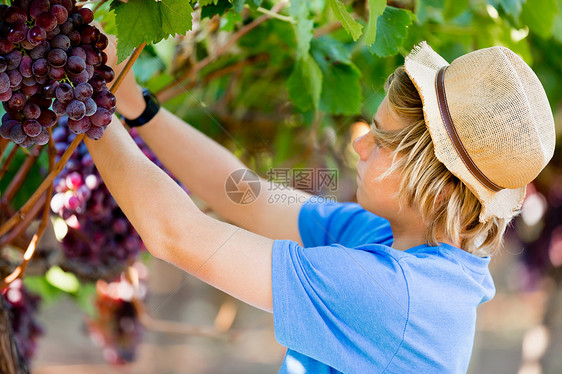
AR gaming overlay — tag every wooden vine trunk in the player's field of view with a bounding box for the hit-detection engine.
[0,295,29,374]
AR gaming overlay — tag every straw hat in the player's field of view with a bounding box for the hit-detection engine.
[403,42,556,223]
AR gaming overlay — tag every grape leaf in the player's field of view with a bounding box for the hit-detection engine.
[200,0,219,5]
[498,0,524,19]
[365,1,386,46]
[311,38,362,115]
[290,0,313,58]
[327,0,363,41]
[521,0,559,38]
[113,0,193,63]
[229,0,262,12]
[369,6,415,57]
[201,0,233,19]
[287,55,323,111]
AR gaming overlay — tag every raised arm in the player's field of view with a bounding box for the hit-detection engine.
[85,115,276,313]
[108,44,310,244]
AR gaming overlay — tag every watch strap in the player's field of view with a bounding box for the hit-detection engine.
[124,88,160,128]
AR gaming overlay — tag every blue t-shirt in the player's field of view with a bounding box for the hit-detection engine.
[271,198,496,373]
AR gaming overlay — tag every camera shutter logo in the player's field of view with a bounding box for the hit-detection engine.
[225,169,261,204]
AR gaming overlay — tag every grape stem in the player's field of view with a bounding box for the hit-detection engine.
[0,131,55,288]
[2,146,43,205]
[0,43,147,241]
[157,52,269,103]
[155,1,288,101]
[0,145,18,181]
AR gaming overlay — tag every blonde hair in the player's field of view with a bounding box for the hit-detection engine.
[374,66,510,256]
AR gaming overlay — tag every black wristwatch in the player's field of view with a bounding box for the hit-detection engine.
[124,88,160,128]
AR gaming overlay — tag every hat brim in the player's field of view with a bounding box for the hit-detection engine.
[403,42,526,223]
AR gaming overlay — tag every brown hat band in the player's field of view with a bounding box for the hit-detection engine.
[435,66,504,192]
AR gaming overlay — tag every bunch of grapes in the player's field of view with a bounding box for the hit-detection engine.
[1,279,44,366]
[86,262,147,364]
[0,0,115,148]
[50,122,145,280]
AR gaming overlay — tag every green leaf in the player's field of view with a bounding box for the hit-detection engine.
[521,0,559,38]
[290,0,313,58]
[287,55,323,111]
[327,0,363,41]
[199,0,219,5]
[114,0,193,63]
[23,275,63,304]
[230,0,245,12]
[369,6,415,57]
[498,0,525,19]
[311,38,362,115]
[443,0,469,19]
[201,0,233,19]
[46,266,80,294]
[365,1,386,46]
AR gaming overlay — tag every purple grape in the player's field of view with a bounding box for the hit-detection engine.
[51,34,70,51]
[0,72,10,93]
[66,99,86,120]
[46,26,61,39]
[88,75,106,92]
[7,23,29,44]
[5,7,27,24]
[52,99,66,115]
[30,41,50,59]
[68,116,91,134]
[48,66,65,80]
[47,48,67,67]
[10,123,27,144]
[96,35,109,51]
[74,82,93,101]
[22,84,39,96]
[85,64,94,80]
[8,92,26,111]
[0,89,13,101]
[33,128,50,145]
[0,120,18,139]
[90,108,111,127]
[93,90,116,111]
[38,108,57,127]
[22,76,36,87]
[6,69,22,88]
[60,19,74,34]
[23,103,41,119]
[0,39,15,54]
[56,82,74,103]
[0,56,6,73]
[43,81,59,99]
[27,26,47,45]
[68,30,81,47]
[23,119,42,137]
[69,13,84,28]
[36,12,57,31]
[32,58,49,77]
[69,70,89,85]
[35,75,48,84]
[51,4,68,24]
[78,7,94,23]
[85,125,104,140]
[5,50,23,70]
[84,98,97,116]
[80,26,100,45]
[19,136,35,148]
[69,47,86,60]
[83,45,101,66]
[30,0,50,19]
[19,55,33,78]
[67,55,85,74]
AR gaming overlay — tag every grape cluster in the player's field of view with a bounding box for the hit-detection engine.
[0,0,115,148]
[50,122,145,280]
[1,279,44,365]
[86,262,146,364]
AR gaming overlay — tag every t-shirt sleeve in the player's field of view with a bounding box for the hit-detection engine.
[272,239,410,373]
[298,197,393,247]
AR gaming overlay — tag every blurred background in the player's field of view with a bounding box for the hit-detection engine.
[2,0,562,373]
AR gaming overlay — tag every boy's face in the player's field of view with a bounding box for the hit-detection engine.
[353,96,423,227]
